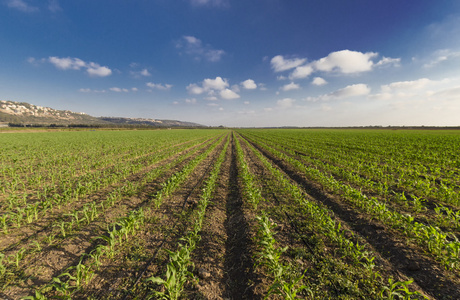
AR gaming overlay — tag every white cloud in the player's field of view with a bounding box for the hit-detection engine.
[381,78,432,93]
[281,82,300,91]
[146,82,173,90]
[423,49,460,68]
[48,56,112,77]
[241,79,257,90]
[312,77,327,86]
[79,88,91,93]
[376,56,401,67]
[277,98,296,109]
[274,50,400,80]
[306,83,370,102]
[220,88,240,100]
[49,57,85,70]
[176,36,225,62]
[187,76,240,99]
[244,101,250,105]
[313,50,377,74]
[87,64,112,77]
[290,65,314,80]
[185,98,197,104]
[203,77,228,90]
[271,55,307,72]
[6,0,38,12]
[140,69,151,76]
[131,68,151,77]
[131,87,138,92]
[186,83,204,95]
[205,96,218,101]
[109,87,129,93]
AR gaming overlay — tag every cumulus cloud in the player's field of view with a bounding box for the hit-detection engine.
[271,50,400,80]
[176,36,225,62]
[78,88,106,93]
[48,56,112,77]
[306,83,370,102]
[49,57,86,70]
[281,82,300,91]
[109,87,129,92]
[220,88,240,100]
[277,98,296,109]
[289,65,314,80]
[6,0,38,12]
[186,84,205,95]
[313,50,377,73]
[312,77,327,86]
[130,68,151,78]
[381,78,432,93]
[185,98,197,104]
[203,77,228,90]
[241,79,257,89]
[146,82,173,91]
[187,76,240,100]
[376,56,401,67]
[330,83,371,98]
[271,55,307,72]
[87,64,112,77]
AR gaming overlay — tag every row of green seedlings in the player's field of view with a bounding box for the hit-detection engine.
[146,138,229,300]
[253,133,460,232]
[242,133,460,271]
[234,136,308,298]
[0,137,220,292]
[0,136,216,235]
[245,131,460,208]
[238,135,425,299]
[28,136,225,299]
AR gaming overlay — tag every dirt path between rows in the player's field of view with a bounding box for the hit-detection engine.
[191,135,260,300]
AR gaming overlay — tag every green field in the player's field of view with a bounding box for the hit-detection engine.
[1,129,459,299]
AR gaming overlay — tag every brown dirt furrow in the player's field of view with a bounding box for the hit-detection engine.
[189,135,260,300]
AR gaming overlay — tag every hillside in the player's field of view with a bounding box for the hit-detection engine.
[0,100,203,127]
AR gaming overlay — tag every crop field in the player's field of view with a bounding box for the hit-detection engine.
[1,128,460,299]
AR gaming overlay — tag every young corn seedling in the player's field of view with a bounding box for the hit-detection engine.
[146,245,195,300]
[378,278,422,300]
[9,248,26,268]
[0,214,9,234]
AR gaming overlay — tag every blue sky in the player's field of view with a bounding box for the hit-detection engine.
[1,0,460,127]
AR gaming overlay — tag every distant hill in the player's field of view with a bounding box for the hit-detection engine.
[0,100,204,128]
